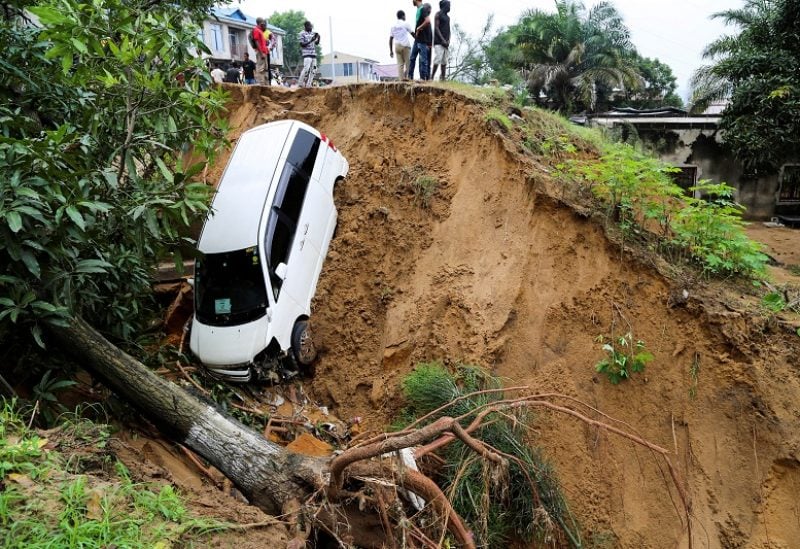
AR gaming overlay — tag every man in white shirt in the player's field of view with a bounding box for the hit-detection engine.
[389,10,414,80]
[210,64,225,84]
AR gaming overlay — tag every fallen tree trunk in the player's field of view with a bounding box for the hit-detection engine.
[51,316,326,515]
[51,316,476,548]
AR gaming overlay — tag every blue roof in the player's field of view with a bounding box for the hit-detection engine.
[211,7,285,34]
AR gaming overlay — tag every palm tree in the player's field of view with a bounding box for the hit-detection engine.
[689,0,775,112]
[510,1,641,113]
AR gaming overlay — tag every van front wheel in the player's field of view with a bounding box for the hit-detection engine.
[291,319,317,366]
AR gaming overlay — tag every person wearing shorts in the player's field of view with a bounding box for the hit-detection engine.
[431,0,451,81]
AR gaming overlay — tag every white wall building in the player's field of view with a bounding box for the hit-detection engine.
[201,7,285,66]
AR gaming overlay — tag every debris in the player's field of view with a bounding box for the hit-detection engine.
[286,433,333,457]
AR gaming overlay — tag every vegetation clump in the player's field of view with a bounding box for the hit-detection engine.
[398,362,581,547]
[595,333,653,385]
[412,175,439,209]
[561,138,768,278]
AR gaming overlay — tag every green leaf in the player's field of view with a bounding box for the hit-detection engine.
[20,251,41,278]
[61,53,73,73]
[31,325,45,348]
[65,205,85,230]
[5,211,22,233]
[70,37,88,54]
[75,259,112,274]
[28,6,61,25]
[155,157,174,183]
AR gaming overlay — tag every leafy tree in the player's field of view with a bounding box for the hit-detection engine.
[269,10,321,77]
[0,0,227,369]
[488,0,642,113]
[616,55,682,109]
[691,0,800,172]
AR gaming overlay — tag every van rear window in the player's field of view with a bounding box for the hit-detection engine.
[195,248,268,326]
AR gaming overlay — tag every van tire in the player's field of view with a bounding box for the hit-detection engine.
[291,319,317,366]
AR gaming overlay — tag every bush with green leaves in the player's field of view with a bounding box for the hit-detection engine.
[398,362,581,547]
[595,333,653,385]
[567,141,768,278]
[0,0,227,356]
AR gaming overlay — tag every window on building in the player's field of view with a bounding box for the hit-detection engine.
[669,166,698,196]
[778,165,800,204]
[210,24,224,52]
[343,63,353,76]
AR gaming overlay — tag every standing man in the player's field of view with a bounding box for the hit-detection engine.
[242,52,256,85]
[210,63,225,84]
[298,21,320,88]
[407,0,423,79]
[252,17,271,85]
[389,10,414,80]
[415,3,433,81]
[431,1,451,81]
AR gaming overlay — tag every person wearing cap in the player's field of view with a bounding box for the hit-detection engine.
[252,17,272,85]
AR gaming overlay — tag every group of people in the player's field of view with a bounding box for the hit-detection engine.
[390,0,451,81]
[210,1,451,89]
[209,17,320,88]
[210,53,258,85]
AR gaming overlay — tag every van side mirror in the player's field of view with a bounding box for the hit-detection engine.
[275,262,288,281]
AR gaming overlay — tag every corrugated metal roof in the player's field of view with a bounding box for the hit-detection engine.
[210,7,285,34]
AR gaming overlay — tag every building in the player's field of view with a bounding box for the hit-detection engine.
[201,7,285,66]
[319,51,379,84]
[587,107,799,221]
[374,64,401,82]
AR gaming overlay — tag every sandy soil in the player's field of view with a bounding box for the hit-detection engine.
[190,83,800,548]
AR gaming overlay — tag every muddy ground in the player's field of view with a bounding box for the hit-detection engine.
[128,83,800,548]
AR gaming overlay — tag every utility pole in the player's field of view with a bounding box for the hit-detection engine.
[329,16,335,84]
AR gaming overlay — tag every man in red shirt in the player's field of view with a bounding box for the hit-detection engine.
[252,17,271,85]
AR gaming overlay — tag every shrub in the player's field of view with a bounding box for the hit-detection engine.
[595,334,653,384]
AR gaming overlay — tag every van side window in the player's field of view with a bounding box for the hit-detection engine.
[263,169,307,299]
[263,130,321,300]
[287,129,321,177]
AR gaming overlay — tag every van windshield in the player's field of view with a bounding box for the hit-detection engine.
[195,248,268,326]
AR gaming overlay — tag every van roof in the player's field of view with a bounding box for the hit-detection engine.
[198,120,294,254]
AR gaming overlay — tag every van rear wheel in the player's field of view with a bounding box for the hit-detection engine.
[291,319,317,366]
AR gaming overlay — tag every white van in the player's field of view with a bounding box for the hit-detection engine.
[189,120,348,381]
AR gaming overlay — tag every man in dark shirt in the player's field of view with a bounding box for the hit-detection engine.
[242,53,256,85]
[224,62,241,84]
[415,3,433,80]
[431,0,451,81]
[407,0,423,79]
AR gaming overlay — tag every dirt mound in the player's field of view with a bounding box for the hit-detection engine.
[217,83,800,548]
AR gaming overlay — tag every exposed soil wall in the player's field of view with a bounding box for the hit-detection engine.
[216,83,800,548]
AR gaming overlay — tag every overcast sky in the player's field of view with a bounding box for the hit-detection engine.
[237,0,740,100]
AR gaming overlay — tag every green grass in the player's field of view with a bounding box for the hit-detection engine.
[427,80,510,104]
[485,108,514,131]
[398,363,582,547]
[412,175,439,209]
[0,399,228,548]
